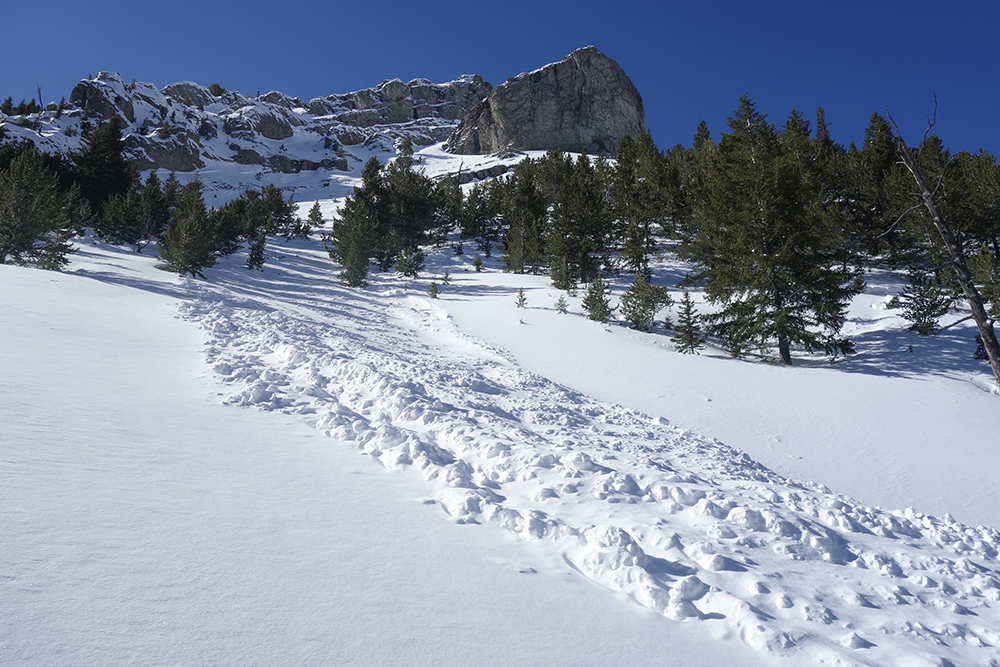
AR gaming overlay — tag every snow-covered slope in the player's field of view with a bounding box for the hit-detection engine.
[5,136,1000,665]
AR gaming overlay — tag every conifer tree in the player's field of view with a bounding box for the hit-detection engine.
[307,201,324,231]
[394,247,425,277]
[619,272,672,332]
[515,287,527,308]
[555,293,569,314]
[502,160,547,274]
[329,157,384,286]
[71,116,135,216]
[672,291,706,354]
[611,132,666,278]
[246,226,266,271]
[473,255,484,272]
[582,275,612,322]
[0,147,74,268]
[157,178,217,278]
[679,96,862,364]
[427,281,440,299]
[548,151,609,288]
[895,267,954,335]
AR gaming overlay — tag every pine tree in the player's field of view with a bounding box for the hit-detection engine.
[307,201,324,231]
[671,291,706,354]
[427,281,440,299]
[0,146,74,268]
[515,287,527,308]
[678,96,862,364]
[502,159,547,274]
[246,226,266,271]
[329,157,385,287]
[101,172,170,251]
[473,255,483,272]
[157,178,217,278]
[441,270,451,285]
[582,275,612,322]
[895,267,954,335]
[71,116,135,216]
[611,131,666,277]
[546,151,608,287]
[555,294,569,314]
[619,272,672,332]
[394,247,425,277]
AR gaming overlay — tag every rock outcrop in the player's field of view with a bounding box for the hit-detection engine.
[444,47,645,155]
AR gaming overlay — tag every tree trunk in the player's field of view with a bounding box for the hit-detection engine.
[895,135,1000,386]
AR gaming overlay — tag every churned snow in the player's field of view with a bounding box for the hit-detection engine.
[4,145,1000,666]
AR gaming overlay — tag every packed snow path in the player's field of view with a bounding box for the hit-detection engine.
[170,242,1000,667]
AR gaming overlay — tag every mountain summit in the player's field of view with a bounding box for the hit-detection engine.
[444,46,645,155]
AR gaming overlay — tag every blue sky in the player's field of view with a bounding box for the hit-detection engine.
[2,0,997,153]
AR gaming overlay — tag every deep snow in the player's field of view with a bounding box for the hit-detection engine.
[4,143,1000,666]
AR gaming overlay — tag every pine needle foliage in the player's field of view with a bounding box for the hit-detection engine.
[619,272,672,332]
[672,291,706,354]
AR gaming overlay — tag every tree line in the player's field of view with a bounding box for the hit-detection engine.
[328,96,1000,372]
[0,116,313,276]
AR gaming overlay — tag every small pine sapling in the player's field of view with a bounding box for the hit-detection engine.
[672,291,706,354]
[473,255,483,272]
[307,201,324,231]
[895,267,954,335]
[442,271,451,285]
[427,281,440,299]
[555,294,569,314]
[515,287,527,308]
[619,272,672,332]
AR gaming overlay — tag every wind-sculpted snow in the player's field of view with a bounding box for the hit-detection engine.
[179,247,1000,667]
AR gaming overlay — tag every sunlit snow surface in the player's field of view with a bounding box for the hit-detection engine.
[5,152,1000,665]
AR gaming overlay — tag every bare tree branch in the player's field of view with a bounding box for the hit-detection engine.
[934,314,975,334]
[877,203,924,239]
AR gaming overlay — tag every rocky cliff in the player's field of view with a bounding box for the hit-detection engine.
[443,47,645,155]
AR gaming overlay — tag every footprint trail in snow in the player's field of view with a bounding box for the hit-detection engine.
[180,248,1000,667]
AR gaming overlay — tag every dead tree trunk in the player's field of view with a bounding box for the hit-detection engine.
[889,111,1000,386]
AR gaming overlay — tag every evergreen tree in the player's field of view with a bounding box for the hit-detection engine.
[157,178,217,278]
[246,226,266,270]
[678,96,862,364]
[895,267,954,335]
[394,247,425,277]
[427,281,440,299]
[671,291,706,354]
[307,201,324,231]
[461,182,501,254]
[611,132,667,278]
[441,270,451,285]
[582,275,613,322]
[555,293,569,314]
[329,157,384,286]
[473,255,484,272]
[376,137,436,269]
[101,172,171,251]
[0,146,74,268]
[548,151,610,288]
[502,159,547,274]
[619,272,672,332]
[71,116,135,216]
[515,287,527,308]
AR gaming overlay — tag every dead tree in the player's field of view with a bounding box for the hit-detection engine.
[887,104,1000,386]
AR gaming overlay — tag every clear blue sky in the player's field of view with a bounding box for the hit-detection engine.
[3,0,998,153]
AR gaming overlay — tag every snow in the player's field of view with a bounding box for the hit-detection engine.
[4,144,1000,666]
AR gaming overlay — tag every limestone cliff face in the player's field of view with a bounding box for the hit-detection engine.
[443,47,645,155]
[55,72,492,175]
